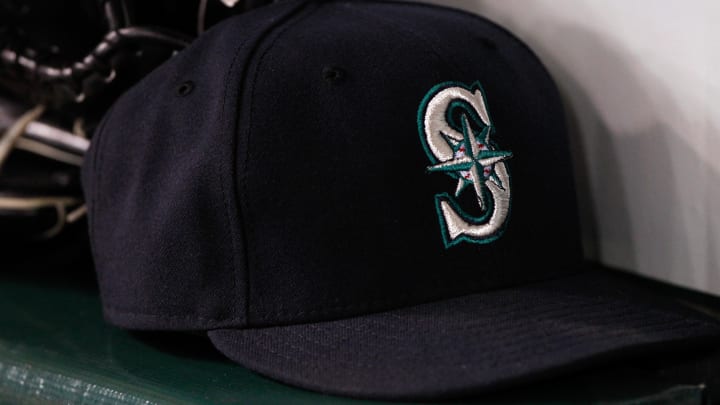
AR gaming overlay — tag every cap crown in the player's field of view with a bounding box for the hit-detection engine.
[83,0,582,330]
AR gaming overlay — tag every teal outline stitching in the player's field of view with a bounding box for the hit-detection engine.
[434,192,502,248]
[447,99,490,134]
[417,81,511,248]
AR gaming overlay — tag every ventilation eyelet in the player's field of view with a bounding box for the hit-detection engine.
[322,66,346,84]
[176,80,194,97]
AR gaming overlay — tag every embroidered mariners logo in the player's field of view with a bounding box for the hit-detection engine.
[418,81,512,248]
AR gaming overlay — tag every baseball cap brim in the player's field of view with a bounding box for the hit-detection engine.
[208,269,720,400]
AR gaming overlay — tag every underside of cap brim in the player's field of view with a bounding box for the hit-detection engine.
[207,270,720,400]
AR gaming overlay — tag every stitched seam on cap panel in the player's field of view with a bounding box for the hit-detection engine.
[239,0,318,328]
[218,34,249,326]
[243,2,324,325]
[227,0,313,327]
[219,15,284,329]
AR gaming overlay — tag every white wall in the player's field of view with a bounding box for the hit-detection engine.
[421,0,720,294]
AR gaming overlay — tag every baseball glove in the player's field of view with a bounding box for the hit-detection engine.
[0,0,272,242]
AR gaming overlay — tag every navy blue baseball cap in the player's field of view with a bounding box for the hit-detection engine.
[82,0,720,400]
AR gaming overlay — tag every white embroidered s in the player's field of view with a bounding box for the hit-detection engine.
[418,82,512,248]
